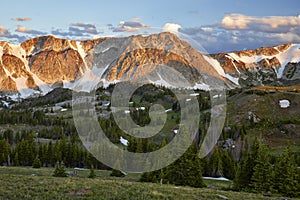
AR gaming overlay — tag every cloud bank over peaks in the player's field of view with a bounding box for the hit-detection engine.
[180,13,300,53]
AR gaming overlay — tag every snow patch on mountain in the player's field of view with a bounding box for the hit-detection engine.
[275,44,300,78]
[73,69,102,92]
[120,136,129,146]
[9,44,30,71]
[14,77,37,98]
[224,74,239,85]
[32,74,52,95]
[279,99,290,108]
[228,44,300,78]
[149,73,178,89]
[101,47,110,53]
[203,55,239,85]
[193,83,211,91]
[204,55,225,76]
[2,100,9,107]
[76,41,89,71]
[225,55,240,73]
[203,177,230,181]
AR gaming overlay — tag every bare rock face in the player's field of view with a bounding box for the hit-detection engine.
[282,62,300,80]
[0,65,17,91]
[233,45,280,57]
[29,49,83,83]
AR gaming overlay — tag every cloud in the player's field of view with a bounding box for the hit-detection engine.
[221,13,300,33]
[162,23,181,34]
[69,22,98,34]
[15,25,46,35]
[0,26,8,33]
[0,26,27,43]
[11,17,32,21]
[113,19,150,32]
[179,13,300,53]
[181,26,300,53]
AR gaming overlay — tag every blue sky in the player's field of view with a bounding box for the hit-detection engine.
[1,0,300,53]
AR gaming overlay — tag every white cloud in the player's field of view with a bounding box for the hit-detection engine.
[163,23,181,34]
[221,13,300,33]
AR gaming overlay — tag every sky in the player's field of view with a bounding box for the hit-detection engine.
[0,0,300,53]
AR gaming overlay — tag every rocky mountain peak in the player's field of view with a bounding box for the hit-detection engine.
[0,33,299,99]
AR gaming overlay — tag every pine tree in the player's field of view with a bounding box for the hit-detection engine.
[88,165,96,178]
[164,143,205,188]
[14,152,20,166]
[0,139,9,165]
[208,146,223,177]
[53,161,67,177]
[251,143,273,192]
[234,137,260,190]
[47,141,54,166]
[273,146,298,197]
[32,155,41,168]
[221,150,236,180]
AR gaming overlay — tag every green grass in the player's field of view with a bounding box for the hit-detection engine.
[0,167,290,199]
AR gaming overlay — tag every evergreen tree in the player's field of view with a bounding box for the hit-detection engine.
[0,139,9,165]
[88,165,96,178]
[234,137,260,190]
[208,146,223,177]
[164,143,205,188]
[53,161,67,177]
[127,138,137,152]
[32,155,41,168]
[273,146,298,197]
[14,152,20,166]
[221,150,236,180]
[47,141,54,167]
[15,131,20,144]
[251,143,273,192]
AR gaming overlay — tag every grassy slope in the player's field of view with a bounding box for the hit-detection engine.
[227,89,300,154]
[0,167,279,200]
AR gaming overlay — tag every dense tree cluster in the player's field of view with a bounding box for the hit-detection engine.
[140,143,206,188]
[0,131,105,169]
[234,138,300,197]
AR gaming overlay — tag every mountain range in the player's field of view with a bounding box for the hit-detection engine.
[0,32,299,99]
